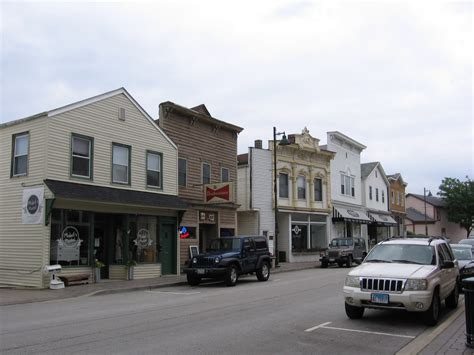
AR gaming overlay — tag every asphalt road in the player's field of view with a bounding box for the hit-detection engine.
[0,268,457,354]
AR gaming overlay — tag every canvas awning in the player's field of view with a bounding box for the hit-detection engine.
[332,207,371,224]
[368,212,397,226]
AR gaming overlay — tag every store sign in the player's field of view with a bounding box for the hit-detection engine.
[204,182,233,204]
[292,225,302,235]
[22,187,44,224]
[134,229,153,249]
[179,226,190,239]
[199,211,216,224]
[59,226,82,248]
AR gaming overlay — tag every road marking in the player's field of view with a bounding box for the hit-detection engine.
[145,291,201,295]
[305,321,415,339]
[273,279,281,282]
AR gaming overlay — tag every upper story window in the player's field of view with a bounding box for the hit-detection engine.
[397,191,401,205]
[221,167,229,182]
[391,191,394,203]
[341,173,355,197]
[376,188,379,202]
[401,194,404,207]
[369,186,373,200]
[178,158,187,187]
[297,176,306,199]
[12,132,29,177]
[382,190,385,203]
[147,151,162,188]
[375,170,378,178]
[112,143,131,185]
[279,173,289,198]
[71,134,93,179]
[314,178,322,202]
[202,163,211,185]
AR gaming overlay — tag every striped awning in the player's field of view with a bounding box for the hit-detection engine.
[368,212,397,226]
[332,207,371,224]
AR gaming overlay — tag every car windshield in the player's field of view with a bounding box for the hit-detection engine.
[365,244,436,265]
[451,247,473,261]
[208,238,241,251]
[330,239,353,247]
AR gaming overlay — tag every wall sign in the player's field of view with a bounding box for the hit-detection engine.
[134,229,153,249]
[179,226,190,239]
[199,211,216,224]
[22,187,44,224]
[204,182,233,204]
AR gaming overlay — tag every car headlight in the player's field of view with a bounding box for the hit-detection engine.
[405,279,428,291]
[192,257,197,264]
[345,276,360,288]
[214,257,220,264]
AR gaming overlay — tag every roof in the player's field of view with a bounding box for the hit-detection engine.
[382,238,446,246]
[237,153,249,166]
[190,104,211,116]
[44,179,187,210]
[361,162,378,180]
[407,193,445,207]
[406,207,436,223]
[0,88,178,150]
[326,131,367,150]
[387,173,408,186]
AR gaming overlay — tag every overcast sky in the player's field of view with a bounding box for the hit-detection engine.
[1,1,472,195]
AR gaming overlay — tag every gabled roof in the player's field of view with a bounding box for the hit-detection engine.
[361,161,389,185]
[387,173,407,186]
[237,153,249,166]
[191,104,211,116]
[406,207,436,223]
[406,193,445,207]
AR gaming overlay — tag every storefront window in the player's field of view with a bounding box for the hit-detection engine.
[292,214,327,251]
[291,224,307,250]
[50,209,91,267]
[128,216,158,263]
[310,224,326,249]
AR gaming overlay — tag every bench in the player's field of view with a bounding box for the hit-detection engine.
[58,273,91,286]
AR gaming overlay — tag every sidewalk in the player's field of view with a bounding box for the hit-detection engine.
[0,261,317,306]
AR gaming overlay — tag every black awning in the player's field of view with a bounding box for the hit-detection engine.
[44,179,187,210]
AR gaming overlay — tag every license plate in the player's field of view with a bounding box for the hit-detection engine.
[329,258,335,262]
[371,293,389,304]
[196,269,205,275]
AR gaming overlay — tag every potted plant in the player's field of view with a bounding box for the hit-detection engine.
[124,260,137,280]
[94,260,105,282]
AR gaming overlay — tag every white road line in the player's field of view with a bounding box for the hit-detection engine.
[305,322,332,332]
[145,291,201,295]
[316,324,415,339]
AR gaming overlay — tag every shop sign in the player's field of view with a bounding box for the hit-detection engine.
[179,226,190,239]
[204,182,233,204]
[134,229,153,249]
[199,211,216,224]
[59,226,82,249]
[292,225,302,235]
[22,187,44,224]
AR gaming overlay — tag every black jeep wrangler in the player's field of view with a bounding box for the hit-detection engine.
[183,236,272,287]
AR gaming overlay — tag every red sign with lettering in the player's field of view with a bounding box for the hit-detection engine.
[206,184,231,203]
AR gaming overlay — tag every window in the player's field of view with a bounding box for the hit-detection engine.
[369,186,373,200]
[71,134,93,178]
[178,158,187,187]
[375,170,378,178]
[341,173,355,197]
[112,144,130,184]
[382,190,385,203]
[314,178,322,201]
[297,176,306,199]
[12,132,29,176]
[202,163,210,185]
[279,173,289,198]
[147,151,162,188]
[397,191,401,205]
[221,167,229,182]
[391,191,394,203]
[376,188,379,202]
[401,195,404,207]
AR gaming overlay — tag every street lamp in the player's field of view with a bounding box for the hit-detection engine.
[273,127,290,266]
[424,187,432,235]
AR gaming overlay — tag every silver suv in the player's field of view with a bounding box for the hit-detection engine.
[343,237,459,326]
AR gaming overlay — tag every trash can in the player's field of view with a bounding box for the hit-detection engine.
[462,277,474,348]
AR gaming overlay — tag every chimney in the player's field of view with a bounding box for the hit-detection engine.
[254,140,262,149]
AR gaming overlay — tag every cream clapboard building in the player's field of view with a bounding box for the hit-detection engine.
[0,88,186,288]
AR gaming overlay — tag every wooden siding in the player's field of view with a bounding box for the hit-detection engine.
[237,211,258,235]
[133,264,161,279]
[219,209,236,227]
[0,116,49,288]
[47,94,178,196]
[109,265,127,280]
[180,238,196,267]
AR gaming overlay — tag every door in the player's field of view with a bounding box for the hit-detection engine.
[242,238,258,273]
[160,222,176,275]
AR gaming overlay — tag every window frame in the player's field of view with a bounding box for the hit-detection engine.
[314,178,323,202]
[11,132,29,177]
[70,133,94,180]
[178,157,187,187]
[341,173,355,197]
[146,150,163,189]
[279,172,289,198]
[369,186,373,200]
[112,143,131,185]
[221,167,229,183]
[376,188,379,202]
[297,175,306,200]
[202,162,211,185]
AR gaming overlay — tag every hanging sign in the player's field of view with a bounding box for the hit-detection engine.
[22,187,44,224]
[179,226,190,239]
[204,182,233,203]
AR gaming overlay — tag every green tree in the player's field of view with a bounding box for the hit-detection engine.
[438,177,474,237]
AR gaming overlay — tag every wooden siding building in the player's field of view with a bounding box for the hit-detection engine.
[387,173,408,236]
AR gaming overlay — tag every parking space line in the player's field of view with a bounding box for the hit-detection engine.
[305,322,332,332]
[305,322,415,339]
[145,291,201,295]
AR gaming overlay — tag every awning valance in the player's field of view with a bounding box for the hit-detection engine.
[332,207,371,224]
[369,212,397,226]
[44,179,187,210]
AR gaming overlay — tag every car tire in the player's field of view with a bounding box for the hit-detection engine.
[225,265,239,287]
[186,274,201,286]
[256,261,270,281]
[346,256,353,268]
[321,260,328,268]
[337,262,344,268]
[423,291,440,326]
[345,302,364,319]
[445,283,459,309]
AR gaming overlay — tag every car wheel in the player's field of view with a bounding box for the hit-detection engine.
[321,260,328,268]
[337,262,344,268]
[345,302,364,319]
[186,274,201,286]
[346,256,353,268]
[446,283,459,309]
[423,291,440,326]
[256,261,270,281]
[225,265,238,287]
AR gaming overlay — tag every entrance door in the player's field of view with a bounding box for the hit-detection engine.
[160,222,176,275]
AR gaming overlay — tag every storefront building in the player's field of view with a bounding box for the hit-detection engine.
[158,102,243,269]
[0,88,185,288]
[325,131,370,247]
[387,173,408,236]
[361,162,397,247]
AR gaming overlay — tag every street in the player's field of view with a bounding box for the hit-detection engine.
[0,268,459,354]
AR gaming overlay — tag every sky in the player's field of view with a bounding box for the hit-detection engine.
[1,0,472,195]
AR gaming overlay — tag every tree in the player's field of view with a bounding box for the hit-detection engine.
[438,177,474,238]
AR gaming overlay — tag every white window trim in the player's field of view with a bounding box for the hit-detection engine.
[71,136,92,179]
[146,151,162,188]
[112,144,130,184]
[13,133,29,177]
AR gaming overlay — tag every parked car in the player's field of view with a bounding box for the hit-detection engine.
[343,237,459,326]
[183,236,272,287]
[459,239,474,253]
[450,243,474,286]
[320,238,367,268]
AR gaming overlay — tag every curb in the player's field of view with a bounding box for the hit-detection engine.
[395,297,465,355]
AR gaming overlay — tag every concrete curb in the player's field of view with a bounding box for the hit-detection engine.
[396,297,465,355]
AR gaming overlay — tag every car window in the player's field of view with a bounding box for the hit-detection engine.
[437,246,446,264]
[365,244,435,265]
[255,238,267,250]
[439,244,453,262]
[452,247,473,260]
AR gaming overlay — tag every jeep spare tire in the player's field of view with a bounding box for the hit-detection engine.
[256,261,270,281]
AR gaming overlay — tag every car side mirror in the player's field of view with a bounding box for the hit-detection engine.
[441,260,454,269]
